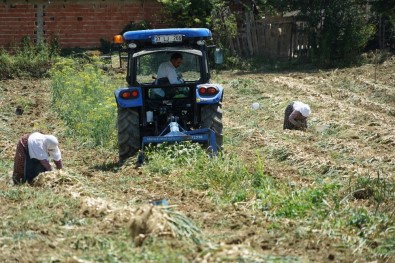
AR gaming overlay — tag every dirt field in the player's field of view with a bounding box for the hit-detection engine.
[0,56,394,262]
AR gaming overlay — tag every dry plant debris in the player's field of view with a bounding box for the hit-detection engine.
[1,57,394,262]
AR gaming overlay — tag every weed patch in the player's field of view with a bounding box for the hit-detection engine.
[0,38,59,79]
[50,58,122,147]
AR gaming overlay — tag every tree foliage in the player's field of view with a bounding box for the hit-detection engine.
[158,0,392,66]
[158,0,239,65]
[210,0,238,48]
[264,0,376,65]
[371,0,395,22]
[158,0,213,28]
[370,0,395,49]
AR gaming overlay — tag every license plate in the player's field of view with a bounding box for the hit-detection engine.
[153,34,182,43]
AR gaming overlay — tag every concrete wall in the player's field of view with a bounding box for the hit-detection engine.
[0,0,164,48]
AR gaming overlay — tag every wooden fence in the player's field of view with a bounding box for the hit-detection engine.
[232,12,309,60]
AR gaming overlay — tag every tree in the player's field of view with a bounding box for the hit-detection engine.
[158,0,213,28]
[265,0,376,65]
[370,0,395,49]
[158,0,238,56]
[210,0,238,51]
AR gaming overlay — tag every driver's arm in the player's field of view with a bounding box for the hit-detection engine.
[168,69,183,84]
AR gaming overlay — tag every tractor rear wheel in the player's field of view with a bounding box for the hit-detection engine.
[200,103,223,151]
[117,107,140,163]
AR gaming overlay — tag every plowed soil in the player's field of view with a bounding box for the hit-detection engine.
[0,56,394,263]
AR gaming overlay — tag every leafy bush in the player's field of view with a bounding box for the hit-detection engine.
[309,0,374,66]
[0,37,59,79]
[0,52,14,79]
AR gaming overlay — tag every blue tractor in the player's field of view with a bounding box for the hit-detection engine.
[113,28,224,163]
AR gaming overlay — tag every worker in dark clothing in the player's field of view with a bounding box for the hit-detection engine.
[283,101,311,131]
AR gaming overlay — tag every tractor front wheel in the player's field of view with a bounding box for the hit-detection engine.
[117,107,140,164]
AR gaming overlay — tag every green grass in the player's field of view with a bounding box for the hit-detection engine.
[143,143,263,203]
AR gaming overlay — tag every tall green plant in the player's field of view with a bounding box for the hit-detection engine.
[50,58,118,147]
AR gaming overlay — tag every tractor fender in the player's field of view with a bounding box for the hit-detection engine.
[196,84,224,104]
[114,87,143,108]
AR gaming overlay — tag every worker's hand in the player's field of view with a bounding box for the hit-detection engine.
[295,120,303,127]
[294,121,306,131]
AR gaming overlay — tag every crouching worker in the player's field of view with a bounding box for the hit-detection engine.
[283,101,311,131]
[12,132,63,185]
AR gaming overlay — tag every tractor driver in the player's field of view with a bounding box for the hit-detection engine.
[151,52,184,98]
[156,52,184,85]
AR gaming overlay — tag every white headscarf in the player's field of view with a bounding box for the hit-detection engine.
[28,132,62,161]
[293,101,311,117]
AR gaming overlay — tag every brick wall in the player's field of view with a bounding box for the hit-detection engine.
[0,4,37,46]
[0,1,164,48]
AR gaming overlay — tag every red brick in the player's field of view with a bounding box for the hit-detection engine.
[0,1,165,48]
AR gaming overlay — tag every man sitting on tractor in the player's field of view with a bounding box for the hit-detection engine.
[156,52,184,85]
[152,52,184,98]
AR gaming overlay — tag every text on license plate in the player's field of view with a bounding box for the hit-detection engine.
[154,34,182,43]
